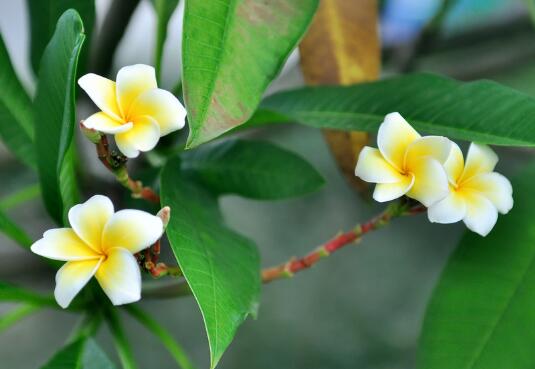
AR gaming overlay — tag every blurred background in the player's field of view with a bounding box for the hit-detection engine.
[1,0,534,368]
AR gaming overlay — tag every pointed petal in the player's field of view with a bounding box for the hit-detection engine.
[355,147,404,184]
[116,64,157,118]
[444,141,464,184]
[115,116,160,158]
[462,191,498,237]
[404,136,451,167]
[83,112,132,134]
[95,248,141,306]
[428,191,467,224]
[406,158,449,207]
[130,88,186,136]
[68,195,115,253]
[460,143,498,182]
[102,209,163,254]
[55,259,102,308]
[373,174,414,202]
[78,74,122,120]
[31,228,100,261]
[377,112,420,171]
[463,172,513,214]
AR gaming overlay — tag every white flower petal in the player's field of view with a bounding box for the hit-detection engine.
[130,88,186,136]
[355,147,404,184]
[377,112,420,171]
[404,136,451,167]
[428,191,467,224]
[406,157,449,207]
[373,174,414,202]
[95,248,141,306]
[115,116,160,158]
[54,259,102,308]
[31,228,100,261]
[68,195,115,253]
[116,64,157,118]
[463,172,513,214]
[78,74,122,120]
[444,142,464,184]
[102,209,163,254]
[460,143,498,182]
[462,191,498,237]
[83,112,132,134]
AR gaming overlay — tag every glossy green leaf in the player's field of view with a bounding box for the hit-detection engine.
[0,34,35,167]
[0,281,55,306]
[417,163,535,368]
[182,0,319,147]
[28,0,95,74]
[41,338,116,369]
[181,139,324,199]
[0,208,32,249]
[34,10,84,224]
[248,73,535,146]
[161,157,260,368]
[152,0,180,80]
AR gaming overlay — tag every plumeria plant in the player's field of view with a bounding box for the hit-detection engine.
[1,1,535,368]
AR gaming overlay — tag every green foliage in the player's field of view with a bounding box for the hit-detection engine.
[0,281,55,306]
[0,34,35,168]
[181,139,325,199]
[27,0,95,75]
[417,163,535,368]
[161,157,260,368]
[0,304,43,333]
[105,308,137,369]
[41,338,116,369]
[182,0,319,147]
[152,0,180,80]
[34,10,84,225]
[0,208,32,249]
[249,73,535,146]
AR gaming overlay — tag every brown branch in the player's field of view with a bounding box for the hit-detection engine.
[80,122,161,204]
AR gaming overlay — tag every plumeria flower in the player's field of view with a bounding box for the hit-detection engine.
[428,143,513,236]
[78,64,186,158]
[355,112,451,206]
[31,195,164,308]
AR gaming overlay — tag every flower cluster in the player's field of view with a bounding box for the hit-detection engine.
[31,195,164,308]
[355,112,513,236]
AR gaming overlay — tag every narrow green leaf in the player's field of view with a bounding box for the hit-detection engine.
[34,9,85,224]
[417,163,535,368]
[0,208,33,249]
[41,338,117,369]
[248,73,535,146]
[0,183,41,211]
[183,0,319,147]
[161,157,260,368]
[152,0,180,80]
[0,34,35,167]
[106,309,138,369]
[0,304,43,334]
[0,281,56,306]
[125,305,196,369]
[181,139,325,199]
[28,0,95,74]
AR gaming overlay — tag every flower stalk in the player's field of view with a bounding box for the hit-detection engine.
[80,122,161,204]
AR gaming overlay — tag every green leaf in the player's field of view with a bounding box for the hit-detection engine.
[34,9,85,224]
[0,34,35,168]
[0,304,43,334]
[41,338,117,369]
[28,0,95,75]
[105,308,137,369]
[0,208,33,249]
[183,0,319,148]
[249,73,535,146]
[161,157,260,368]
[125,305,196,369]
[152,0,180,80]
[0,184,41,211]
[417,163,535,368]
[181,139,325,199]
[0,281,56,306]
